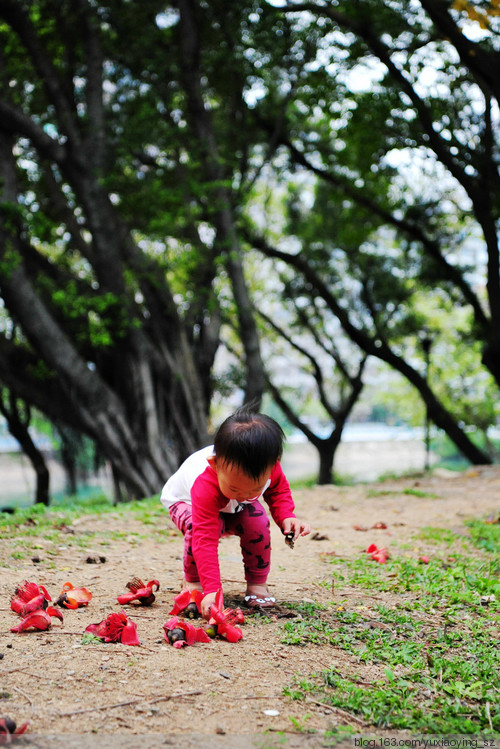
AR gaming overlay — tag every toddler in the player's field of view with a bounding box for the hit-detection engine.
[160,405,311,618]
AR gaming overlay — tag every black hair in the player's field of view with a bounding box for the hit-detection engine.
[214,404,285,480]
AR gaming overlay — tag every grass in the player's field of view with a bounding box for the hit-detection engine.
[0,493,164,535]
[281,518,500,735]
[0,492,174,567]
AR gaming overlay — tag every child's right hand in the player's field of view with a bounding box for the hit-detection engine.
[201,591,219,619]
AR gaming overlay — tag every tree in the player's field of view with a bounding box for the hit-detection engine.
[258,303,367,484]
[0,0,265,499]
[240,0,499,464]
[0,389,49,505]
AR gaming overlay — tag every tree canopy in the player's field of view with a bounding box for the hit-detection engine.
[1,0,499,497]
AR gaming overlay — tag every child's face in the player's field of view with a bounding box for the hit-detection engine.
[208,457,272,501]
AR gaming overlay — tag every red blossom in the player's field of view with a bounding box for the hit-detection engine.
[365,543,390,564]
[207,589,244,642]
[10,581,51,616]
[117,577,160,606]
[10,606,63,633]
[56,582,92,609]
[168,589,204,617]
[163,616,211,648]
[85,611,140,645]
[0,717,29,743]
[419,555,430,564]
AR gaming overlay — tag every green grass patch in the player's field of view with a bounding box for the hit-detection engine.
[282,515,499,734]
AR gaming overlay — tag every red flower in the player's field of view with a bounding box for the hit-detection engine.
[56,582,92,609]
[85,611,140,645]
[207,590,244,642]
[0,717,29,742]
[10,581,51,616]
[365,543,390,564]
[419,555,430,564]
[10,607,63,633]
[117,577,159,606]
[163,616,211,648]
[168,589,204,618]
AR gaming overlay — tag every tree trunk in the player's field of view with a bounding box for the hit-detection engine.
[257,239,492,468]
[177,0,266,407]
[0,392,50,506]
[0,107,208,500]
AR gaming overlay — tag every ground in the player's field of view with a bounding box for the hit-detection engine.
[0,465,499,748]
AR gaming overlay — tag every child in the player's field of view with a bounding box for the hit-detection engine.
[160,405,311,618]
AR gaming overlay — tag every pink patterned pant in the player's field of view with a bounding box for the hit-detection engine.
[169,500,271,586]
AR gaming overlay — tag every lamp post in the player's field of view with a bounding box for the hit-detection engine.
[420,330,434,472]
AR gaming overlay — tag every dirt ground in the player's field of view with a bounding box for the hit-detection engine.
[1,464,499,747]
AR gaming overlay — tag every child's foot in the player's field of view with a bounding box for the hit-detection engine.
[244,584,276,609]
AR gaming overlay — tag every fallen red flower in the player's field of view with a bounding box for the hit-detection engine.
[117,577,160,606]
[168,588,204,618]
[85,611,140,645]
[0,716,29,742]
[56,582,92,609]
[207,589,244,642]
[163,616,211,648]
[10,581,51,616]
[419,555,430,564]
[10,606,63,633]
[365,543,390,564]
[484,513,499,525]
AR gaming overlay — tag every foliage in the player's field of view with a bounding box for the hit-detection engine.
[1,0,500,495]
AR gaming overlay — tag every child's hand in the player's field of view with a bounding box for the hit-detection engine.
[282,517,311,541]
[201,591,219,619]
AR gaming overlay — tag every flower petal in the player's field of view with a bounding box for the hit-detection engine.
[46,606,64,622]
[195,628,212,643]
[168,589,192,615]
[215,588,224,610]
[10,610,50,632]
[120,620,140,646]
[116,593,138,604]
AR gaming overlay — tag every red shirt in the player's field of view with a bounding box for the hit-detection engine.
[191,461,295,594]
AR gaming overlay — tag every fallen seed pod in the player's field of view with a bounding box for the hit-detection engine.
[204,623,218,638]
[184,602,200,619]
[166,627,187,645]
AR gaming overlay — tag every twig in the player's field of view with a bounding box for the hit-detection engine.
[147,690,203,706]
[233,694,283,700]
[339,592,384,601]
[304,697,367,726]
[12,686,33,706]
[3,669,56,683]
[485,701,493,731]
[0,629,81,636]
[57,689,203,717]
[1,651,58,674]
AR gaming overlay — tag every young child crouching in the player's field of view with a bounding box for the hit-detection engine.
[160,405,311,618]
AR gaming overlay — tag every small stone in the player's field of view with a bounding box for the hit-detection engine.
[263,709,280,716]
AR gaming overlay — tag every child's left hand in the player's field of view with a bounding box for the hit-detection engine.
[282,517,311,541]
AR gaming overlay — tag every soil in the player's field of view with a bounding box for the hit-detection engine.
[1,465,499,748]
